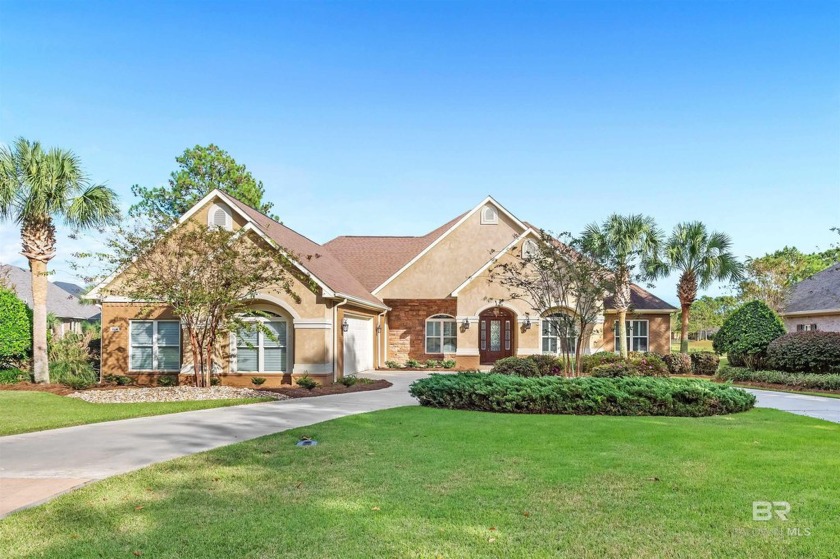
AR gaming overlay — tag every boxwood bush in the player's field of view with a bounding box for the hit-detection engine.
[718,365,840,391]
[491,356,541,377]
[713,300,785,369]
[690,352,720,375]
[409,373,755,416]
[579,351,623,374]
[766,332,840,374]
[663,353,692,375]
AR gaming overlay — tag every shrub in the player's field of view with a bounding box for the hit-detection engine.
[425,359,442,368]
[104,374,134,386]
[251,377,267,386]
[0,368,28,384]
[441,359,456,369]
[157,375,177,387]
[631,354,669,377]
[339,374,358,387]
[663,353,692,375]
[690,352,720,376]
[409,373,755,417]
[718,365,840,391]
[767,332,840,374]
[491,357,541,377]
[405,359,421,369]
[591,362,633,377]
[579,352,623,374]
[48,333,97,389]
[296,375,319,390]
[713,301,785,369]
[527,354,563,376]
[0,289,31,366]
[384,360,402,369]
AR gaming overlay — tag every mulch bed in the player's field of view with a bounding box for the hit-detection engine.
[260,379,392,399]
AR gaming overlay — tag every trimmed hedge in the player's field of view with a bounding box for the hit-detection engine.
[691,352,720,375]
[718,365,840,391]
[591,355,669,378]
[713,301,785,369]
[527,354,564,376]
[767,332,840,374]
[409,373,756,416]
[0,289,31,365]
[663,353,692,375]
[579,352,623,374]
[591,363,632,377]
[491,357,541,377]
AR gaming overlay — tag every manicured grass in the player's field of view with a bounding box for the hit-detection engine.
[0,391,272,436]
[1,407,838,558]
[671,339,715,353]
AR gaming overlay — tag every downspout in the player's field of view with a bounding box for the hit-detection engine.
[333,298,348,382]
[377,310,387,369]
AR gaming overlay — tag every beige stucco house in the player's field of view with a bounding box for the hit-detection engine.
[92,190,675,386]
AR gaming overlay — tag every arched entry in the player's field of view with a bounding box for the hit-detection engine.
[479,307,515,365]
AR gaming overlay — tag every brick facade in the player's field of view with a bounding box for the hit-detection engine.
[600,313,672,355]
[384,299,457,362]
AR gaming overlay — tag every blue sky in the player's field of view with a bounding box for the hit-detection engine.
[1,0,838,305]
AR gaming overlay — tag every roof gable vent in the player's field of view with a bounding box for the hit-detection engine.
[480,204,498,225]
[209,202,232,230]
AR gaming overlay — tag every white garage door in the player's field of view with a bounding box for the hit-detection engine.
[343,316,374,375]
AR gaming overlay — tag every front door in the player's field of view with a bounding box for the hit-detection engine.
[479,308,515,365]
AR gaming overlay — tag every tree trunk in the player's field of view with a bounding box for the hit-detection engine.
[618,308,628,359]
[29,259,50,383]
[680,304,691,354]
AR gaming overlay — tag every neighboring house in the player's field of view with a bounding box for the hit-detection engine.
[780,262,840,332]
[0,264,100,336]
[90,190,675,386]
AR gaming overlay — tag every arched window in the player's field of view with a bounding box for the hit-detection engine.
[208,203,232,230]
[234,315,288,372]
[542,312,577,355]
[480,205,498,225]
[425,314,457,354]
[522,239,539,259]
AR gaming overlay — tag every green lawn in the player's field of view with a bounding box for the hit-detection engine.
[671,339,715,353]
[0,391,272,436]
[1,407,838,558]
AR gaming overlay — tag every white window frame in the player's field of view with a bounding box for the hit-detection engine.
[796,324,818,332]
[613,319,649,353]
[425,314,458,354]
[541,313,577,355]
[233,318,288,373]
[522,239,539,259]
[480,205,498,225]
[129,320,181,372]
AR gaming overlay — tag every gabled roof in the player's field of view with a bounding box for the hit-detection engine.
[223,196,386,309]
[783,262,840,314]
[1,264,100,320]
[324,213,466,293]
[604,284,677,312]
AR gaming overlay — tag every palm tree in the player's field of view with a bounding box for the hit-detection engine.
[666,222,744,354]
[0,138,119,383]
[580,214,666,359]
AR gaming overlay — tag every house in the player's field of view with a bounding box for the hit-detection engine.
[0,264,100,336]
[91,191,675,386]
[780,262,840,332]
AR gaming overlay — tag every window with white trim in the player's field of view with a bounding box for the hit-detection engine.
[130,320,181,371]
[425,314,457,353]
[614,320,648,352]
[235,320,287,372]
[796,324,818,331]
[522,239,539,259]
[542,313,577,354]
[480,205,498,225]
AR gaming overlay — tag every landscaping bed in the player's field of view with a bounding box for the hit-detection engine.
[67,386,289,403]
[261,379,392,399]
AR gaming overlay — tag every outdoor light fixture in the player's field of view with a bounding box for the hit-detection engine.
[342,318,349,332]
[462,318,470,329]
[524,314,532,329]
[376,325,382,334]
[492,299,503,316]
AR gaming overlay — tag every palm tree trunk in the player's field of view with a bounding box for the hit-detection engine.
[617,308,628,359]
[680,304,691,354]
[29,259,50,383]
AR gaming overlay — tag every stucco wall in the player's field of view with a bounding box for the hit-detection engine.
[600,313,672,355]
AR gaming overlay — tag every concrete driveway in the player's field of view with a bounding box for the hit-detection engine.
[0,371,425,518]
[746,388,840,424]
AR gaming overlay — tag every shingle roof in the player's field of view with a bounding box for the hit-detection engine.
[784,262,840,313]
[1,264,100,320]
[604,284,678,312]
[324,213,466,292]
[225,197,387,309]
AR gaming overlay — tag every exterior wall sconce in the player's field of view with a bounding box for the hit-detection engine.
[376,325,382,334]
[462,318,470,329]
[524,314,532,330]
[342,318,349,332]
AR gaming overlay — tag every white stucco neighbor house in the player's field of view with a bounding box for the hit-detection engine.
[780,262,840,333]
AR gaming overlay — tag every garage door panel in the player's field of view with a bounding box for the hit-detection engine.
[343,316,373,375]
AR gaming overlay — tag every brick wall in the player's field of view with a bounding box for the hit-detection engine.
[384,299,457,362]
[600,313,672,355]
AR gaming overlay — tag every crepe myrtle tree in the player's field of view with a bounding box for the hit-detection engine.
[580,214,666,360]
[0,138,119,383]
[80,218,304,387]
[490,230,612,375]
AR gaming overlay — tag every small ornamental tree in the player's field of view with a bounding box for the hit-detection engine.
[713,300,785,369]
[0,288,32,366]
[81,219,301,387]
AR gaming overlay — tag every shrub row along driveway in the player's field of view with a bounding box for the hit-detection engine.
[0,371,421,517]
